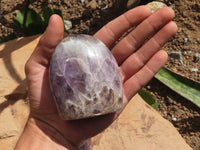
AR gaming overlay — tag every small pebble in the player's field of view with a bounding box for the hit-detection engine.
[168,51,183,64]
[191,68,198,72]
[193,53,200,63]
[172,117,177,121]
[147,1,167,13]
[183,38,188,44]
[147,86,151,89]
[101,5,109,11]
[183,51,187,55]
[64,20,72,31]
[171,114,177,121]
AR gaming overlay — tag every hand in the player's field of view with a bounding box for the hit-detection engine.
[15,6,177,150]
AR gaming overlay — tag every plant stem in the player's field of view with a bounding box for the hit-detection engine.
[23,0,30,30]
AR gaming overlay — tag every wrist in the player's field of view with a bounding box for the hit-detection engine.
[15,117,76,150]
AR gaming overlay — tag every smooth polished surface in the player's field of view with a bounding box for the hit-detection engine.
[50,34,123,120]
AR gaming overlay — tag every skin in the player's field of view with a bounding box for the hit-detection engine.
[15,6,177,150]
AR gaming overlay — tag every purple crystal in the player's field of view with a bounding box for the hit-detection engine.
[49,34,123,120]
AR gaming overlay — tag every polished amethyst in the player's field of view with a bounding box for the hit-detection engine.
[49,34,123,120]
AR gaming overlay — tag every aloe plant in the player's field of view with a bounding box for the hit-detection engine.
[138,89,158,110]
[13,7,63,36]
[155,67,200,107]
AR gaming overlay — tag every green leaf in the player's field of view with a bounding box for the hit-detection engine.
[16,10,24,25]
[138,89,158,110]
[16,9,43,27]
[15,9,45,35]
[26,9,44,27]
[43,7,63,25]
[155,67,200,107]
[13,18,23,32]
[14,8,64,36]
[43,7,64,30]
[53,9,63,18]
[26,22,45,35]
[43,7,54,25]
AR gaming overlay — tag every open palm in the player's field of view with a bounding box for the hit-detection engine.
[23,6,177,149]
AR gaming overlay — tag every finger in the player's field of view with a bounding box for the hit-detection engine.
[94,6,152,47]
[112,7,175,64]
[123,50,168,102]
[120,21,177,82]
[25,14,64,73]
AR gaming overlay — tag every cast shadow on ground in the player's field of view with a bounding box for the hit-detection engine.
[0,79,28,114]
[0,35,39,114]
[0,35,39,83]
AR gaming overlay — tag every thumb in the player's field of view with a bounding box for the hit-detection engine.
[26,14,64,70]
[40,14,64,50]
